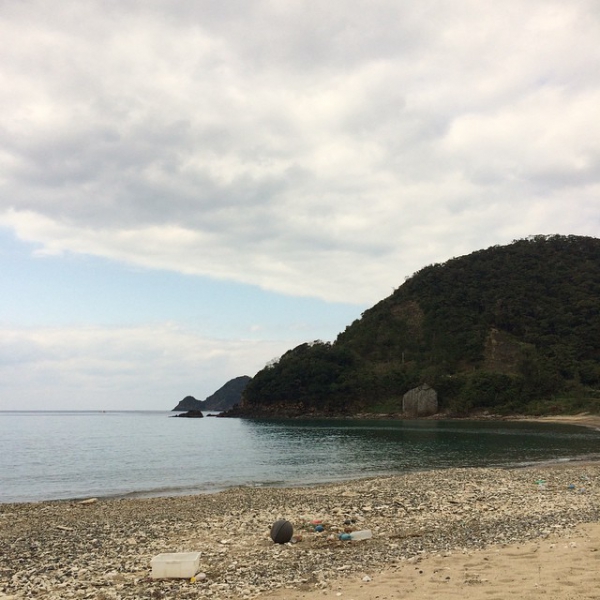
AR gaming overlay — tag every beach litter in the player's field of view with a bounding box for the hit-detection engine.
[150,552,201,579]
[270,519,294,544]
[338,529,373,541]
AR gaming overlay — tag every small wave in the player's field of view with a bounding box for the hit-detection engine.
[509,453,600,470]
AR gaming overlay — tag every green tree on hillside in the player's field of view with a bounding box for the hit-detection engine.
[241,235,600,416]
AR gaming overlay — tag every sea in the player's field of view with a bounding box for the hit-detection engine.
[2,411,600,504]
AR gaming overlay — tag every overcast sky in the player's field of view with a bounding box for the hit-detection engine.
[1,0,599,410]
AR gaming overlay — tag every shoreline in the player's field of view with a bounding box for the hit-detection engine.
[3,412,599,506]
[2,462,600,599]
[506,412,600,431]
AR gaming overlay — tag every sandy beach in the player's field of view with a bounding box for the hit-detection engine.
[264,520,600,600]
[1,450,600,600]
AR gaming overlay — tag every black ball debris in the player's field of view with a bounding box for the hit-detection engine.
[270,519,293,544]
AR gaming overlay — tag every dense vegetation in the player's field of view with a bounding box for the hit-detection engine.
[240,235,600,416]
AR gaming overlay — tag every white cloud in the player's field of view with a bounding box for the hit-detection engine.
[1,0,599,307]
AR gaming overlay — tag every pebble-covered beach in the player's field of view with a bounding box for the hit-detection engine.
[1,462,599,600]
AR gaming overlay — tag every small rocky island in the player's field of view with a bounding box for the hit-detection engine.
[172,409,204,418]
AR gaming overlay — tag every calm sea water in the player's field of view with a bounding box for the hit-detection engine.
[2,411,600,504]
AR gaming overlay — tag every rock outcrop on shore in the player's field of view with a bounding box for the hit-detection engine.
[402,383,438,417]
[1,463,599,599]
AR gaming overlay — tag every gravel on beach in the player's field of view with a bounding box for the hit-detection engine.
[1,463,599,600]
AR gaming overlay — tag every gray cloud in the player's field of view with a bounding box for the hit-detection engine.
[0,324,296,410]
[1,0,599,303]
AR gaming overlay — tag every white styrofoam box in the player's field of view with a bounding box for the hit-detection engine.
[150,552,201,579]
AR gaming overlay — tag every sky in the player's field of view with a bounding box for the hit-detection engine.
[1,0,599,411]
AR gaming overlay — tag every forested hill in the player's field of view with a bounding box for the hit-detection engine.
[237,235,600,417]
